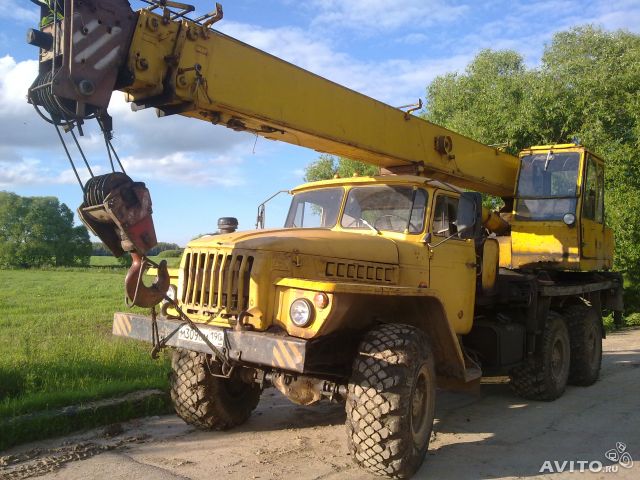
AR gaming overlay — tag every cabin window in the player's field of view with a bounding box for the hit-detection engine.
[515,152,580,221]
[285,188,343,228]
[432,196,459,237]
[341,186,428,233]
[582,156,604,223]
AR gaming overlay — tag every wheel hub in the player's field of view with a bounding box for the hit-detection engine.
[410,364,432,444]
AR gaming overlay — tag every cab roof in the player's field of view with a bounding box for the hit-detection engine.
[520,143,604,162]
[528,143,582,150]
[291,175,462,194]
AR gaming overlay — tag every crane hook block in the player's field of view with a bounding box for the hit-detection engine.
[78,173,159,257]
[125,253,170,308]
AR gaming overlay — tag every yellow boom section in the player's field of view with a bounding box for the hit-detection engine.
[124,11,518,197]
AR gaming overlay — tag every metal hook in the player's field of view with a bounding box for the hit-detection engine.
[125,252,170,308]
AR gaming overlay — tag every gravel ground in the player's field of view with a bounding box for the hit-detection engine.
[2,328,639,480]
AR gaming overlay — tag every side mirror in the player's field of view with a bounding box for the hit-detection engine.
[457,192,483,239]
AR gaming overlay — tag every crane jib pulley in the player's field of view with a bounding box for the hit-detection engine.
[27,0,519,198]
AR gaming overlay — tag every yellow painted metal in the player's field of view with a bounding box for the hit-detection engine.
[124,13,182,100]
[481,208,510,235]
[509,221,582,269]
[497,236,512,269]
[112,10,617,383]
[428,189,476,334]
[123,10,519,197]
[121,12,613,278]
[509,145,614,271]
[481,239,499,293]
[176,180,475,342]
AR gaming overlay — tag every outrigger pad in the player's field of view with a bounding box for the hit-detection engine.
[78,173,158,256]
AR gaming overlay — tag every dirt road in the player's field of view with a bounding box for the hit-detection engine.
[2,329,639,480]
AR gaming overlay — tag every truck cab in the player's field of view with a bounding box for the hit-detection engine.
[504,144,614,271]
[174,176,478,345]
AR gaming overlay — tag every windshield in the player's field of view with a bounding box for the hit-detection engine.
[515,152,580,220]
[284,188,343,228]
[341,186,428,233]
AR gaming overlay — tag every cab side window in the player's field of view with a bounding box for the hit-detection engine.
[583,156,604,223]
[432,196,459,236]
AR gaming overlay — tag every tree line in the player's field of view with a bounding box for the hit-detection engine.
[0,192,91,268]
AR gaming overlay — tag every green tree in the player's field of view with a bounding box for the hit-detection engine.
[426,49,537,154]
[304,154,379,182]
[425,26,640,289]
[146,242,181,256]
[0,192,91,268]
[91,242,111,256]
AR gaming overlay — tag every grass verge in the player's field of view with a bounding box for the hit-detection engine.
[1,391,171,451]
[0,269,171,451]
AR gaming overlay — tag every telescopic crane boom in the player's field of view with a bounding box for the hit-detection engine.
[27,0,519,197]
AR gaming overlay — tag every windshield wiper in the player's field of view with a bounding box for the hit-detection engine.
[361,218,381,234]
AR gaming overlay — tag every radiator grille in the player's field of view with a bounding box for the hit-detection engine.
[181,250,254,314]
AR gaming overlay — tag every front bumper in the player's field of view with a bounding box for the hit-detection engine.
[113,312,307,373]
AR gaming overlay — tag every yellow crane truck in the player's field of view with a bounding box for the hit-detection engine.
[27,1,624,478]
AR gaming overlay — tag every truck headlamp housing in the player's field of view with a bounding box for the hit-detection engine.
[289,298,314,327]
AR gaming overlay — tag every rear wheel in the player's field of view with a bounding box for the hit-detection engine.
[346,324,436,478]
[510,312,570,401]
[170,349,261,430]
[564,302,602,386]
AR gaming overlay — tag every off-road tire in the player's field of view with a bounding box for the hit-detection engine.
[346,324,436,478]
[170,349,261,430]
[564,301,602,386]
[509,312,570,401]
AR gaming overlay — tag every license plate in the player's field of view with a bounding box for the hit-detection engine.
[177,325,225,348]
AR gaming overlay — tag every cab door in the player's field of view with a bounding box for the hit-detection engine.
[428,192,477,334]
[580,155,605,264]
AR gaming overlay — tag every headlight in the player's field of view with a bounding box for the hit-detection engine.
[289,298,314,327]
[563,213,576,226]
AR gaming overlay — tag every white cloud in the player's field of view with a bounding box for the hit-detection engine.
[0,56,60,148]
[107,92,249,157]
[121,151,246,187]
[306,0,468,33]
[584,0,640,32]
[218,22,470,105]
[0,55,254,190]
[0,156,92,188]
[0,0,38,23]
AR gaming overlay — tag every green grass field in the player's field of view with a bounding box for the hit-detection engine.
[0,269,172,448]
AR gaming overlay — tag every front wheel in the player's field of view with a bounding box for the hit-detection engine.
[170,349,261,430]
[346,324,436,478]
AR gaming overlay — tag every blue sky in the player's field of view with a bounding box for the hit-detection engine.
[1,0,639,246]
